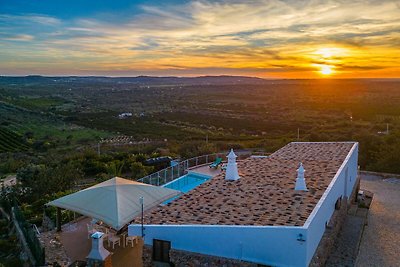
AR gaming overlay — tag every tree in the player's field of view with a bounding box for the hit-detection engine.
[106,160,124,177]
[133,154,147,163]
[130,162,152,180]
[178,141,217,159]
[368,138,400,174]
[353,130,382,169]
[16,163,82,202]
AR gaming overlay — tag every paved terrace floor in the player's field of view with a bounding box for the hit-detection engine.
[188,164,225,177]
[60,217,143,266]
[356,174,400,267]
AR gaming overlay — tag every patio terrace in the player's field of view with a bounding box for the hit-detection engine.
[41,217,143,267]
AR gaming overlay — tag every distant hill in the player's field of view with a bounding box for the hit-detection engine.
[0,75,267,85]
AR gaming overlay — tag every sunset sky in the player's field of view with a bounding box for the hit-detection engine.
[0,0,399,78]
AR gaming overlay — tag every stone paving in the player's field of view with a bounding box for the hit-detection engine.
[39,230,71,266]
[325,173,400,267]
[356,174,400,267]
[188,164,223,177]
[40,217,143,266]
[325,208,366,267]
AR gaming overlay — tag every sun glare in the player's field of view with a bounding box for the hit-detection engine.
[311,47,346,77]
[315,47,345,58]
[320,65,333,75]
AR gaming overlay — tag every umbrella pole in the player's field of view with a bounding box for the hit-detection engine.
[140,197,144,238]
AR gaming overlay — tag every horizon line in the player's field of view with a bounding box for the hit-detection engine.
[1,74,399,80]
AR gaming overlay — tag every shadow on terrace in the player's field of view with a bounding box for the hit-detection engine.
[40,216,144,266]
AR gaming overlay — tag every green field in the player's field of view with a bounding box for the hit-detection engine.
[9,97,66,111]
[0,127,29,153]
[0,101,110,151]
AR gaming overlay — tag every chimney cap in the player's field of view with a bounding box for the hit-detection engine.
[227,149,237,159]
[87,231,110,261]
[297,162,305,173]
[295,162,308,191]
[225,149,240,181]
[91,232,104,239]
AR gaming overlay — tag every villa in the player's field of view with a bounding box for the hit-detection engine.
[128,142,359,267]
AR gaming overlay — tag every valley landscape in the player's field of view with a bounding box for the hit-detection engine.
[1,0,400,266]
[1,76,399,173]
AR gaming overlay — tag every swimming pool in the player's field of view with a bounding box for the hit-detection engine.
[163,172,212,192]
[162,172,212,204]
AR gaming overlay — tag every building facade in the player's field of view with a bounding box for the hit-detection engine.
[129,142,359,267]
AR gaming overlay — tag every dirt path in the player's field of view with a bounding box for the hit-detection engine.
[356,174,400,267]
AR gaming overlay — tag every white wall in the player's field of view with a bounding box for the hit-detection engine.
[129,224,308,266]
[304,142,359,265]
[129,142,359,267]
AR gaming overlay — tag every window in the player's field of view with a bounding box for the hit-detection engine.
[153,239,171,263]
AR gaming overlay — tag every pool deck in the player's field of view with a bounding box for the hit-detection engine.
[187,164,225,177]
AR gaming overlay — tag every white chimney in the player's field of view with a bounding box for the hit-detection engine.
[295,163,308,191]
[225,149,240,181]
[87,232,110,264]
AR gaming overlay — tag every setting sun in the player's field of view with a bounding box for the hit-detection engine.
[320,65,333,75]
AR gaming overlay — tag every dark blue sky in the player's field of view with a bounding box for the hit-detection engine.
[0,0,188,18]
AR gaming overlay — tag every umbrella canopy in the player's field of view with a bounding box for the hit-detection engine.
[47,177,180,230]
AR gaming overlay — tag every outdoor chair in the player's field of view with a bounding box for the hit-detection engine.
[107,232,121,249]
[96,225,110,241]
[209,157,222,168]
[86,224,96,239]
[125,236,139,247]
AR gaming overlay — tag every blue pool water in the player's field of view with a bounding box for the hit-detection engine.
[162,172,211,204]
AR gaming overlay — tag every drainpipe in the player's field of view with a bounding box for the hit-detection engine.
[140,197,145,238]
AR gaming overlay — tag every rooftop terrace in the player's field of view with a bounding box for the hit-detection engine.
[134,142,356,227]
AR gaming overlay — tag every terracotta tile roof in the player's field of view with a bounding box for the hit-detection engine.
[135,142,356,226]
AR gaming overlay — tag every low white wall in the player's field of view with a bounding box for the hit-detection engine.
[304,143,359,265]
[129,224,308,266]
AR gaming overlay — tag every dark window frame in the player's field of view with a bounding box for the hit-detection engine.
[152,239,171,263]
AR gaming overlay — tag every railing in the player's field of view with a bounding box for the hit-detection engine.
[32,224,40,236]
[13,206,45,266]
[138,151,263,186]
